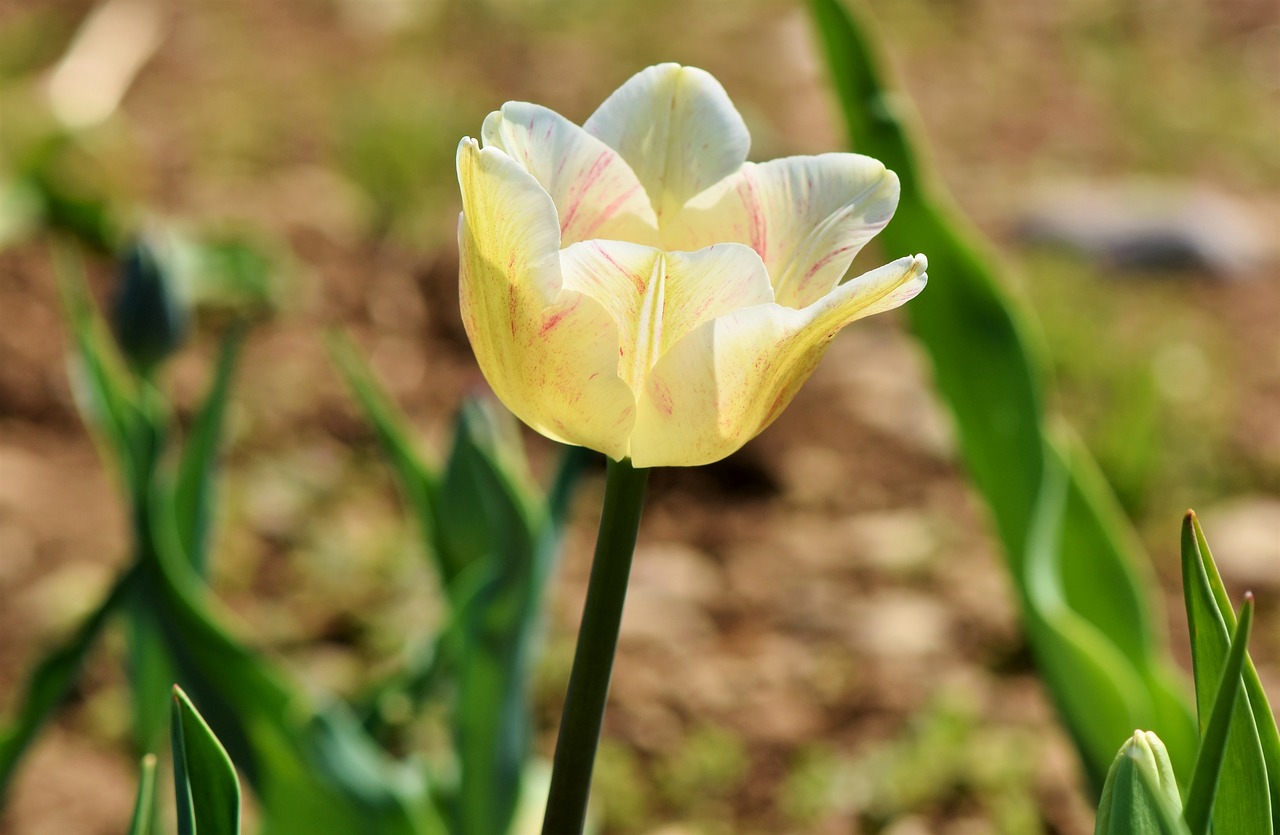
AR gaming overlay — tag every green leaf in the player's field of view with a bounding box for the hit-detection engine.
[1190,511,1280,829]
[1182,516,1271,834]
[1184,594,1255,834]
[127,754,159,835]
[0,565,135,797]
[171,686,241,835]
[125,606,175,756]
[808,0,1197,788]
[54,244,151,496]
[173,327,246,574]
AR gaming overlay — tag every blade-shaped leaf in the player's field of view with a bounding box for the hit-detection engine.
[1190,511,1280,829]
[171,686,241,835]
[173,327,246,575]
[1182,517,1271,834]
[127,754,159,835]
[54,244,149,494]
[808,0,1197,788]
[1184,594,1256,835]
[327,330,439,562]
[0,565,135,797]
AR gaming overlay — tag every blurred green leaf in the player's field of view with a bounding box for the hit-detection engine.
[171,686,242,835]
[331,333,590,835]
[23,134,120,251]
[0,177,42,249]
[809,0,1197,789]
[126,606,175,756]
[173,328,246,574]
[1181,517,1272,834]
[328,330,440,559]
[54,244,153,495]
[178,232,282,318]
[0,565,135,797]
[145,509,445,835]
[447,405,541,835]
[1184,594,1255,835]
[127,753,159,835]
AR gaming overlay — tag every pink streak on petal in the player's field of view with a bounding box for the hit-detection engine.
[737,174,767,262]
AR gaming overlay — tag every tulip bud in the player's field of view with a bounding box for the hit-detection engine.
[1094,730,1184,835]
[112,235,189,373]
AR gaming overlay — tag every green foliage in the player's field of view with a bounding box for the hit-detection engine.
[1181,514,1278,832]
[1095,515,1276,835]
[3,249,583,835]
[332,332,589,835]
[808,0,1197,789]
[172,687,243,835]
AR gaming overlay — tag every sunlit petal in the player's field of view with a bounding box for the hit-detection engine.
[666,154,899,308]
[584,63,750,228]
[456,138,636,458]
[629,254,928,467]
[482,102,659,247]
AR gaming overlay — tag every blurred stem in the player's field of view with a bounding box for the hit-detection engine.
[541,457,649,835]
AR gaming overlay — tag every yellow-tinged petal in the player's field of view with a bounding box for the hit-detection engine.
[482,102,659,248]
[584,63,750,228]
[560,240,773,396]
[629,254,928,467]
[665,154,900,308]
[456,138,635,458]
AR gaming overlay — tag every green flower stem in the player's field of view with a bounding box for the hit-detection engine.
[542,457,650,835]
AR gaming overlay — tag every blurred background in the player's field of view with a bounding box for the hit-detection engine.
[0,0,1277,832]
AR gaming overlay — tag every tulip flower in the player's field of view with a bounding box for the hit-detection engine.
[457,62,926,469]
[457,64,929,835]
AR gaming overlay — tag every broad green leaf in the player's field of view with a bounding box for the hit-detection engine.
[1095,731,1186,835]
[1184,595,1255,835]
[808,0,1197,788]
[1182,518,1271,834]
[0,565,134,796]
[1191,511,1280,829]
[1025,451,1155,784]
[444,404,544,835]
[127,754,159,835]
[171,686,241,835]
[173,328,245,574]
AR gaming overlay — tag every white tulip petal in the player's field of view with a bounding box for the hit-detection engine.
[584,63,750,227]
[666,154,900,308]
[629,254,928,467]
[456,138,636,459]
[560,239,773,396]
[482,103,659,248]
